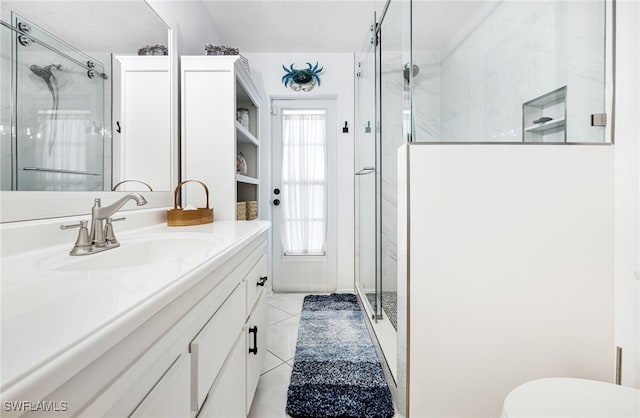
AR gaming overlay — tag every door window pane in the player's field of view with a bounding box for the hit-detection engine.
[281,110,326,255]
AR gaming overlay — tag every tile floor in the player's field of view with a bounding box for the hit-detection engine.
[248,292,308,418]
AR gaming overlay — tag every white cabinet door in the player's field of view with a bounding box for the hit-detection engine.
[245,255,267,319]
[198,334,246,418]
[129,354,190,418]
[245,294,267,414]
[191,282,245,412]
[113,56,171,191]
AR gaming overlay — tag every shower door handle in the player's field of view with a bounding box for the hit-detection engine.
[355,167,375,175]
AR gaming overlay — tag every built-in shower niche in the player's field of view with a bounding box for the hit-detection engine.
[523,86,567,143]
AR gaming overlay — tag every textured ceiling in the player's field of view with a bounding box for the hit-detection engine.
[201,0,487,53]
[1,0,489,56]
[1,1,167,54]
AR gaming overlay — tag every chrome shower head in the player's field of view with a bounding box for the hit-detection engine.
[403,63,419,82]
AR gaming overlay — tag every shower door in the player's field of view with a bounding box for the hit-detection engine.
[355,16,382,319]
[356,2,407,328]
[11,13,107,191]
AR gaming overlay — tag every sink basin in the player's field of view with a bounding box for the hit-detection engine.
[37,233,224,271]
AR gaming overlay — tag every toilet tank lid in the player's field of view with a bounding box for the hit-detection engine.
[501,377,640,418]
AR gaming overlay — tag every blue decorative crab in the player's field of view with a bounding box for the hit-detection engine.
[282,62,323,92]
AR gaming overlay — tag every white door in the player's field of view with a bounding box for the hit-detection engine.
[271,99,337,292]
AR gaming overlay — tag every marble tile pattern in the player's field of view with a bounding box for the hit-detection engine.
[248,293,308,418]
[437,0,606,142]
[380,51,406,297]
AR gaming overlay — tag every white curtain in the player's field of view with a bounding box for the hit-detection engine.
[35,111,91,190]
[281,110,327,255]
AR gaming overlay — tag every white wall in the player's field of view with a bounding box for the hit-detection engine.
[242,52,355,292]
[146,1,225,56]
[399,143,615,417]
[614,0,640,389]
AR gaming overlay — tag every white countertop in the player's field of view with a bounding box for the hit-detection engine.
[0,220,270,400]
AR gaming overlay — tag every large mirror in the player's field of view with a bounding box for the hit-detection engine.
[0,1,176,221]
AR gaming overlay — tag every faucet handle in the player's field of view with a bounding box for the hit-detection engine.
[104,217,125,247]
[60,220,91,256]
[60,220,88,230]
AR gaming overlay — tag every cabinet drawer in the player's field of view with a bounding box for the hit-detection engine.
[190,282,245,412]
[245,255,267,318]
[198,333,246,418]
[246,294,267,415]
[129,354,190,418]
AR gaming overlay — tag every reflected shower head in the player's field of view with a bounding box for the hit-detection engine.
[403,63,419,82]
[29,64,62,99]
[29,64,63,154]
[29,64,62,83]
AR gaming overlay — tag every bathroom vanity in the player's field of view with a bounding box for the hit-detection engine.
[0,214,270,417]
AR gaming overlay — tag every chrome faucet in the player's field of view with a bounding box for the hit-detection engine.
[61,193,147,256]
[90,193,147,247]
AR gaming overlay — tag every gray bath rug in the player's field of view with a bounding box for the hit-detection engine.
[286,293,395,418]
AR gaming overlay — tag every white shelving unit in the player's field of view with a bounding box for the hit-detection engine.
[523,86,567,143]
[524,117,566,133]
[181,56,264,220]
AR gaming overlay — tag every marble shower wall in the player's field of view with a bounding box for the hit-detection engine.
[412,50,441,141]
[381,50,407,292]
[376,0,606,293]
[414,0,606,142]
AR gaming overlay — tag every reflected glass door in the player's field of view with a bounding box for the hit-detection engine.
[13,13,106,191]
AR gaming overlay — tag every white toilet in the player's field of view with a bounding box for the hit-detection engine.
[502,377,640,417]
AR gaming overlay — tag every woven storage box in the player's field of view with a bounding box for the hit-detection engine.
[236,202,247,220]
[246,201,258,220]
[167,180,214,226]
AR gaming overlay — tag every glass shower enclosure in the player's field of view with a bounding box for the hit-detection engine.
[355,1,409,374]
[1,13,109,191]
[355,0,608,388]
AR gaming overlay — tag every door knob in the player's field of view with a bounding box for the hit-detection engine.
[273,199,280,206]
[274,188,280,195]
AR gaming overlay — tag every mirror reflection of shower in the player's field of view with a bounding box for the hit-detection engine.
[29,63,62,154]
[3,13,108,191]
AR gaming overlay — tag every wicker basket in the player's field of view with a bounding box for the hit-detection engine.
[236,202,247,220]
[167,180,214,226]
[246,201,258,220]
